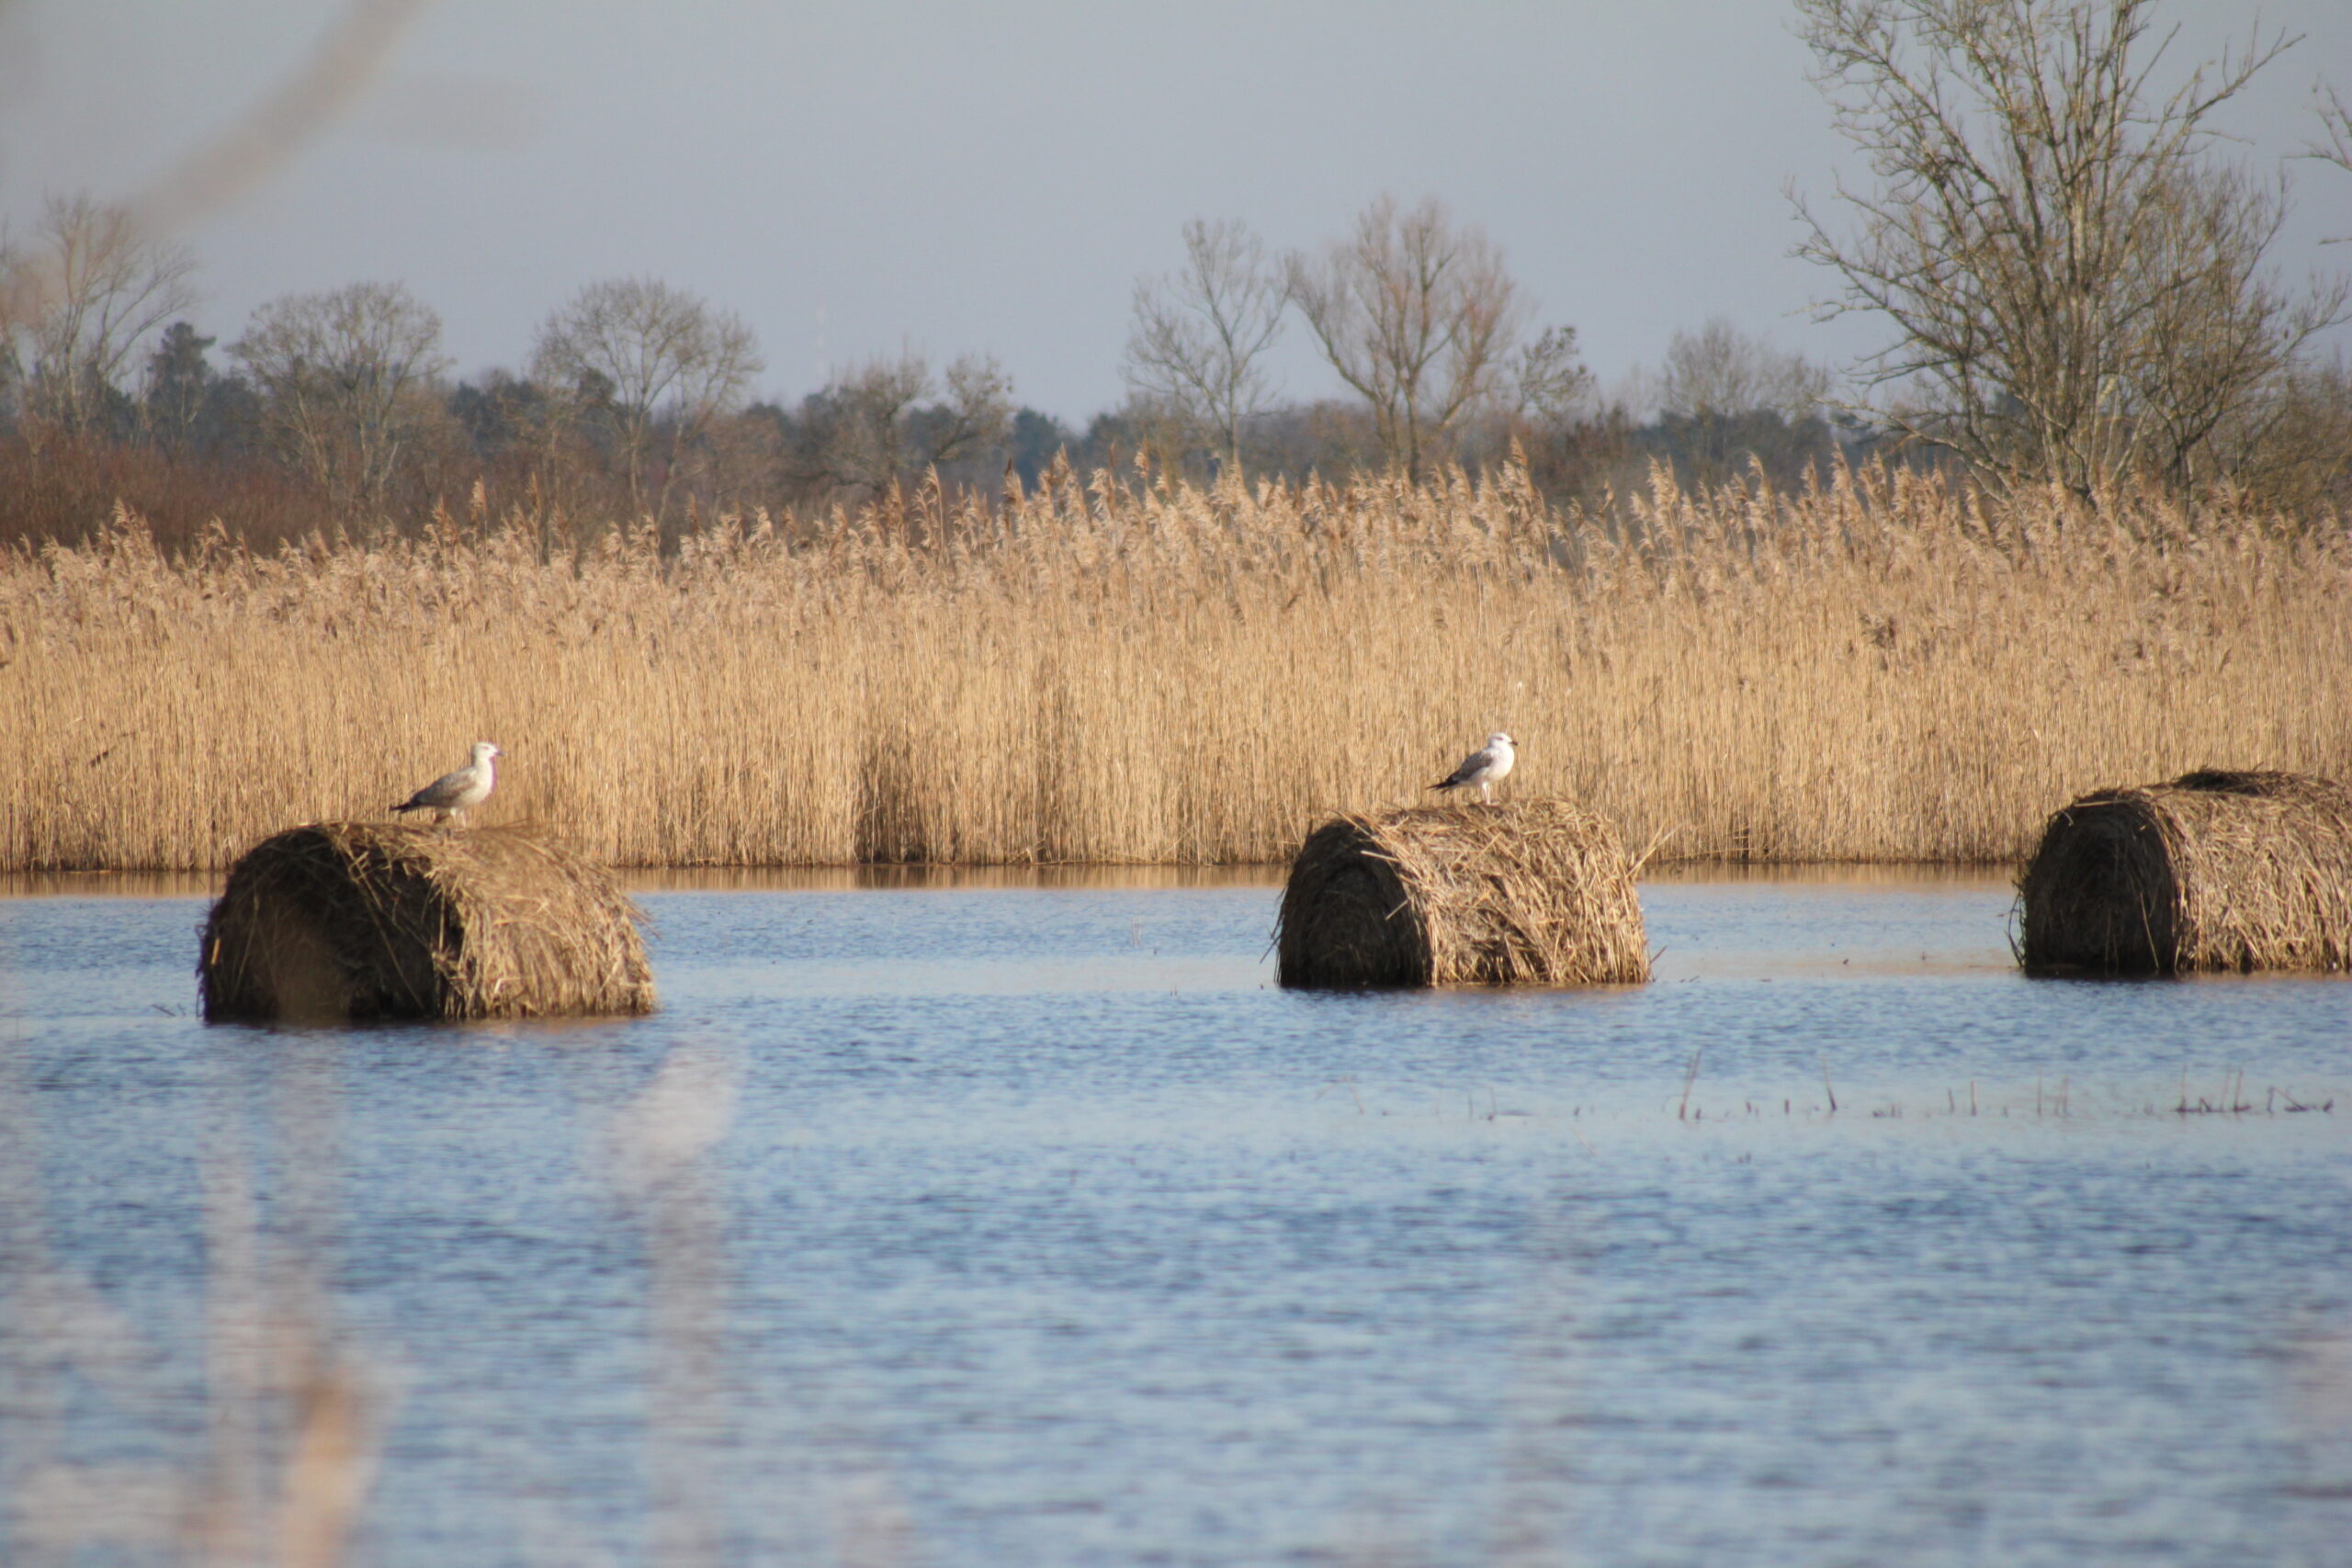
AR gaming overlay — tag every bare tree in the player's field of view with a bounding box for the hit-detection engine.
[1285,195,1529,480]
[3,194,198,438]
[231,281,450,518]
[1646,319,1840,489]
[1124,219,1285,475]
[1503,324,1597,426]
[1658,319,1832,423]
[1792,0,2347,498]
[530,277,762,513]
[2310,83,2352,239]
[790,350,1012,497]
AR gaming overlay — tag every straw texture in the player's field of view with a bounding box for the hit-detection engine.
[2018,770,2352,975]
[200,822,656,1021]
[1276,801,1649,987]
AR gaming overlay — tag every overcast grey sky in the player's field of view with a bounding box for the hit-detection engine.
[3,0,2347,420]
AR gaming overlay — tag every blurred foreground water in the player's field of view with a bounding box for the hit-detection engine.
[1,870,2346,1567]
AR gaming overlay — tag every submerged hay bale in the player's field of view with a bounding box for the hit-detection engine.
[2018,770,2352,976]
[1277,801,1649,987]
[200,823,656,1021]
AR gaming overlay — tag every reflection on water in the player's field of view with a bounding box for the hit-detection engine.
[1640,858,2017,884]
[0,873,2347,1566]
[0,861,1289,902]
[0,867,221,898]
[624,862,1288,893]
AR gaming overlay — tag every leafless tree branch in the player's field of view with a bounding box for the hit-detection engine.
[1123,219,1285,476]
[230,280,448,522]
[1285,195,1528,481]
[1,195,198,440]
[530,277,762,516]
[790,350,1012,499]
[1791,0,2346,498]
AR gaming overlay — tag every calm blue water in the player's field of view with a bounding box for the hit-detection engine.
[1,873,2347,1567]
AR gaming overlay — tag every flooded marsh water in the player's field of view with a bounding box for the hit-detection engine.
[1,871,2346,1566]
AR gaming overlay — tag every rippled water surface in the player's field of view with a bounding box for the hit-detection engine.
[2,872,2347,1566]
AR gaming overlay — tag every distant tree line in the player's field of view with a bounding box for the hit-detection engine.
[2,0,2347,552]
[0,190,1860,553]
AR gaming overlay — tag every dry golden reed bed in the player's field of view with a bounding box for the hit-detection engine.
[1,458,2346,872]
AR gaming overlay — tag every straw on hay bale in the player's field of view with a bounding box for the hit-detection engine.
[200,822,656,1021]
[2018,770,2352,976]
[1277,801,1649,987]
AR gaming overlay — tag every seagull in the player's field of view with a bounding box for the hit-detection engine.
[392,741,500,826]
[1430,732,1515,805]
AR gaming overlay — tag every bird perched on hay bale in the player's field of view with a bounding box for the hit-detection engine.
[2018,770,2352,976]
[1430,732,1515,804]
[200,821,655,1022]
[392,740,500,826]
[1277,800,1648,987]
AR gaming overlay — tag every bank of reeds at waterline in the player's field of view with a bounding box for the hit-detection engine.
[6,461,2348,872]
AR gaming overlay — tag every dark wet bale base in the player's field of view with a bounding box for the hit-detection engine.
[199,822,656,1022]
[1276,801,1649,988]
[2018,770,2352,976]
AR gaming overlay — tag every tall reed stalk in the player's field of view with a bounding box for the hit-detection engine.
[2,459,2344,871]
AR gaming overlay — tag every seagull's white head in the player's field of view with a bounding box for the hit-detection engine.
[1489,732,1513,750]
[474,741,501,762]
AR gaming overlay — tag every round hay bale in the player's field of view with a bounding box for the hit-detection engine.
[2018,770,2352,976]
[200,823,656,1022]
[1276,801,1649,988]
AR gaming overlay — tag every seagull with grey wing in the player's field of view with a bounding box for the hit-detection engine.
[1430,731,1514,805]
[392,741,500,826]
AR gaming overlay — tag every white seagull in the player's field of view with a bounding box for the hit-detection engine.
[392,741,501,826]
[1430,732,1515,805]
